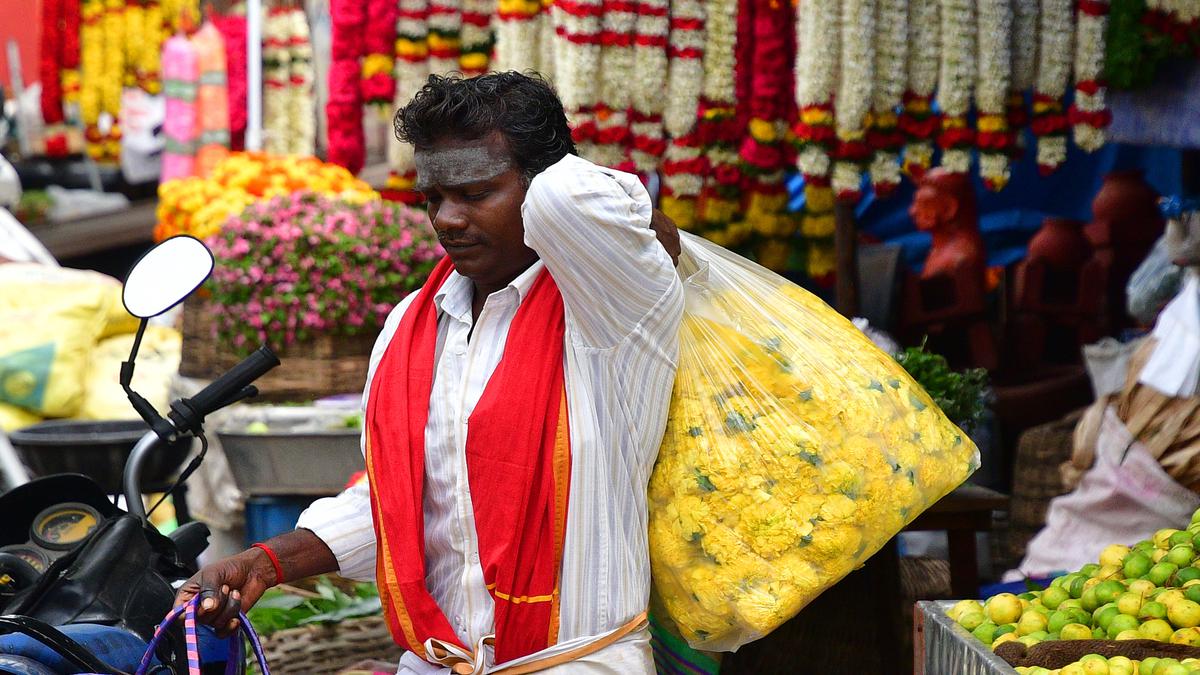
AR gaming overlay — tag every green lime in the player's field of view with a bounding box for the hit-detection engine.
[1108,613,1140,638]
[1069,575,1087,599]
[1082,586,1101,612]
[1096,605,1122,630]
[1097,580,1127,604]
[1047,610,1073,633]
[994,623,1017,637]
[1042,586,1070,610]
[1191,532,1200,552]
[1174,531,1196,548]
[1187,586,1200,605]
[1126,553,1154,579]
[1169,546,1197,568]
[1180,568,1200,585]
[1093,626,1107,639]
[1018,591,1037,601]
[1080,563,1101,577]
[1150,562,1181,586]
[1141,601,1169,620]
[972,620,997,644]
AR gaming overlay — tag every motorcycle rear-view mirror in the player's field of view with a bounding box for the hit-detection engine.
[122,234,214,319]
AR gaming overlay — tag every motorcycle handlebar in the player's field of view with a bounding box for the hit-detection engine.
[185,346,280,421]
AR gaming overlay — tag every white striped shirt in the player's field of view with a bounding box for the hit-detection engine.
[296,154,683,673]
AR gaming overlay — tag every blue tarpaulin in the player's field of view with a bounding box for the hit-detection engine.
[786,137,1183,274]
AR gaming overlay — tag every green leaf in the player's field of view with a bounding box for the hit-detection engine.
[695,470,717,492]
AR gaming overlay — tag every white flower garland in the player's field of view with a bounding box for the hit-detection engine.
[937,0,975,175]
[459,0,493,75]
[630,0,670,172]
[834,0,876,200]
[288,9,315,156]
[700,0,736,105]
[494,0,541,73]
[427,0,462,77]
[870,0,906,195]
[1035,0,1073,172]
[263,9,292,156]
[1072,0,1109,152]
[976,0,1012,190]
[1011,0,1038,91]
[539,0,557,81]
[794,0,838,179]
[553,0,603,156]
[387,0,429,193]
[593,0,638,168]
[902,0,938,178]
[662,0,705,138]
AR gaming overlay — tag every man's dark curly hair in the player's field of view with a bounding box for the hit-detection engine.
[394,72,576,184]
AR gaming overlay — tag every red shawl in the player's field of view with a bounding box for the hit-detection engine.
[364,257,571,665]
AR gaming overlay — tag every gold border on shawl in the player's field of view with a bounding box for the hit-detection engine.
[547,390,571,646]
[365,428,425,658]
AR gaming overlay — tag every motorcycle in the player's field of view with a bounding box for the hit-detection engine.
[0,235,280,674]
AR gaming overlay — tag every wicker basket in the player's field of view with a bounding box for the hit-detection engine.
[993,409,1084,571]
[252,615,404,674]
[180,297,375,402]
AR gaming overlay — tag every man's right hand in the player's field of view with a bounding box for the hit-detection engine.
[174,529,340,637]
[174,547,276,637]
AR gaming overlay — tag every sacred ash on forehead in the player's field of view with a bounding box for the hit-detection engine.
[414,145,514,190]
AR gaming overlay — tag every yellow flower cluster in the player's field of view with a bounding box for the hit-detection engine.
[155,153,379,241]
[649,270,979,650]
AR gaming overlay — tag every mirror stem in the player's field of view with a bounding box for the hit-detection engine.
[122,319,178,443]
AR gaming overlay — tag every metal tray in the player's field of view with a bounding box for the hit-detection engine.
[917,600,1019,675]
[217,430,363,496]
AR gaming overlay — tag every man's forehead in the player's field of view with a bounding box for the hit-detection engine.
[413,141,514,190]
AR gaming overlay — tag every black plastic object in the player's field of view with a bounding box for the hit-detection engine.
[0,615,128,674]
[0,553,40,592]
[8,421,192,494]
[170,346,280,435]
[7,514,192,646]
[167,521,210,569]
[0,653,60,675]
[0,474,118,548]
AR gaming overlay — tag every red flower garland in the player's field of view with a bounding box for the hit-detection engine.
[213,13,247,145]
[41,0,65,125]
[362,0,397,105]
[328,0,366,173]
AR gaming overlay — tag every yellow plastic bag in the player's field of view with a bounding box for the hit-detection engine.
[0,264,139,339]
[648,233,980,650]
[0,270,111,417]
[0,402,42,432]
[76,326,182,420]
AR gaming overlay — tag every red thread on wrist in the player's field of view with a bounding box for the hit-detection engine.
[251,543,284,586]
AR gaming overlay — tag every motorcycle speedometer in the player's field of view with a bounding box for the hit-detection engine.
[31,503,102,551]
[0,545,48,574]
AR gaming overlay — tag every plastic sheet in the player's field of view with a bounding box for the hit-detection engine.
[648,233,980,650]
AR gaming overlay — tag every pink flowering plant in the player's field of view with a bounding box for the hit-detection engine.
[206,191,443,354]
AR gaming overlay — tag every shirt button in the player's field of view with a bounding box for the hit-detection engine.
[470,552,480,564]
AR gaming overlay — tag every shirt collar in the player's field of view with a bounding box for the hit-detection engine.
[433,260,546,323]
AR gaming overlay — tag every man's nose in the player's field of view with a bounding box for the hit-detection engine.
[433,200,469,231]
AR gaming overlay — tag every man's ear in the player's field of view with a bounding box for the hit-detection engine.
[941,195,960,224]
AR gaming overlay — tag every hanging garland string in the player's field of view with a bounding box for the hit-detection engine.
[628,0,670,174]
[213,11,247,145]
[1008,0,1036,163]
[81,0,104,159]
[976,0,1013,191]
[427,0,463,76]
[289,8,316,157]
[363,0,397,105]
[459,0,494,75]
[554,0,604,158]
[594,0,639,170]
[41,0,65,126]
[658,0,706,231]
[384,0,429,202]
[102,0,126,162]
[494,0,542,72]
[1032,0,1073,174]
[60,0,82,112]
[833,0,876,203]
[691,0,740,243]
[868,0,907,198]
[899,0,938,180]
[327,0,367,173]
[264,8,293,155]
[1071,0,1111,151]
[936,0,975,176]
[793,0,837,242]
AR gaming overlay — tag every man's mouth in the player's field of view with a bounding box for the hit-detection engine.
[442,241,480,251]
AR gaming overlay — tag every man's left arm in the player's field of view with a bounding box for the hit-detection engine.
[522,156,681,349]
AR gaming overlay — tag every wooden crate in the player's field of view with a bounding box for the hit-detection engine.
[180,297,375,402]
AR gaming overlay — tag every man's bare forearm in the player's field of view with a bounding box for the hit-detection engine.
[252,528,341,583]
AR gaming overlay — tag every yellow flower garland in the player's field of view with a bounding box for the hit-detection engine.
[80,0,105,159]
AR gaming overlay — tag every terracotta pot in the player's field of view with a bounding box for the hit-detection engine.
[1027,217,1090,270]
[1087,170,1164,249]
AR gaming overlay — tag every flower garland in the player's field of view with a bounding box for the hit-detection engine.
[1071,0,1111,152]
[193,21,231,177]
[661,0,705,141]
[976,0,1013,191]
[213,12,247,143]
[833,0,876,202]
[427,0,463,77]
[628,0,670,173]
[868,0,906,198]
[554,0,604,159]
[594,0,639,170]
[102,0,126,162]
[60,0,82,110]
[124,0,144,89]
[289,9,316,157]
[459,0,494,75]
[328,0,367,173]
[384,0,428,203]
[538,0,556,80]
[41,0,65,125]
[494,0,542,72]
[660,133,707,233]
[363,0,397,106]
[936,0,975,176]
[742,0,797,266]
[691,0,739,241]
[80,0,104,160]
[264,9,293,156]
[1033,0,1073,174]
[899,0,938,180]
[792,0,837,239]
[140,0,162,94]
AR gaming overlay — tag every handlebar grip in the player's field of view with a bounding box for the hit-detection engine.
[187,346,280,419]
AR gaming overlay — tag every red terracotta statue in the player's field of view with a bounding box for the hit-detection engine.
[1011,217,1109,370]
[901,168,998,370]
[1086,171,1165,328]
